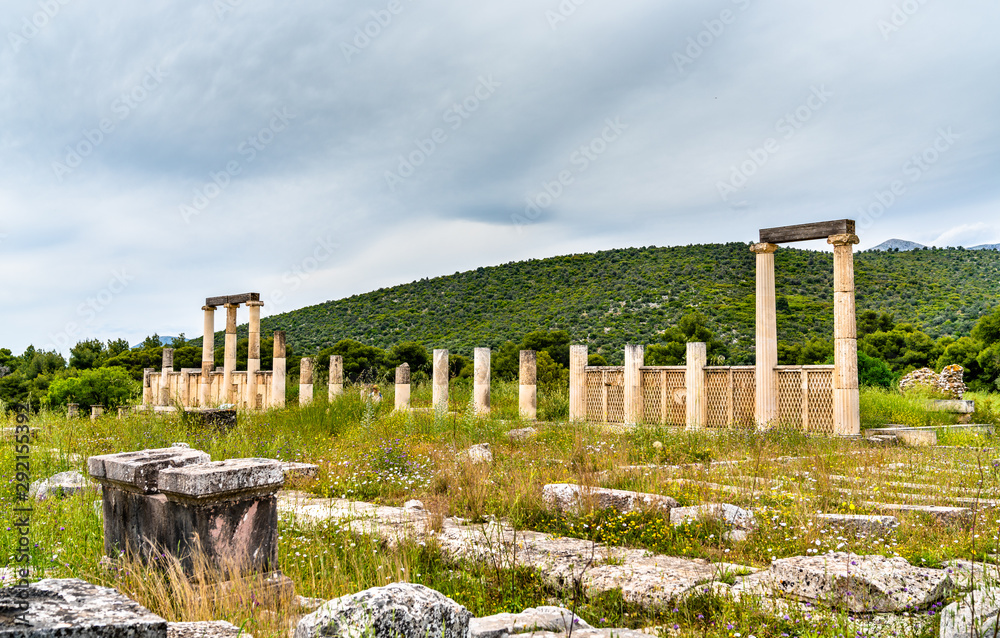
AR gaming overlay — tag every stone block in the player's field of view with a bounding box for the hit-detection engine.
[471,606,591,638]
[670,503,755,530]
[896,429,937,446]
[463,443,493,464]
[816,513,899,534]
[29,470,93,501]
[280,462,319,482]
[88,448,210,494]
[294,583,470,638]
[939,586,1000,638]
[157,458,284,503]
[542,484,679,515]
[768,552,952,612]
[167,621,248,638]
[0,578,166,636]
[933,400,975,414]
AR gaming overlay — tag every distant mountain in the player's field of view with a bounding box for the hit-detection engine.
[870,239,926,251]
[132,336,178,349]
[970,244,1000,251]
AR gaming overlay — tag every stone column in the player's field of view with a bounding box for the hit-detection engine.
[751,242,779,429]
[395,363,411,411]
[519,350,537,421]
[569,345,588,422]
[142,368,154,406]
[686,342,708,429]
[329,355,344,401]
[68,403,79,418]
[623,344,643,425]
[271,331,286,408]
[246,300,263,409]
[432,349,449,413]
[159,347,174,407]
[473,348,491,415]
[299,357,314,406]
[200,305,216,407]
[223,303,239,404]
[91,405,104,420]
[829,233,861,437]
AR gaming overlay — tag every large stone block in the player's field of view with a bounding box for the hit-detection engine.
[294,583,470,638]
[157,459,284,503]
[768,552,952,612]
[0,578,166,637]
[542,483,678,514]
[88,448,210,494]
[471,606,590,638]
[940,587,1000,638]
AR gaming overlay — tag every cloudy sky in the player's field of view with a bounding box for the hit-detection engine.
[1,0,998,355]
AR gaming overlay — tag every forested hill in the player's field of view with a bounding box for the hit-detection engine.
[231,244,1000,364]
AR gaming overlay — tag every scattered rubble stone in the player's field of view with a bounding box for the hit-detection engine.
[506,427,538,442]
[899,366,966,399]
[464,443,494,464]
[294,582,470,638]
[404,499,425,511]
[768,552,952,612]
[542,483,678,514]
[28,470,92,500]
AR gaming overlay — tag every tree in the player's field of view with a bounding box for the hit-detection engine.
[521,330,570,367]
[858,352,895,388]
[46,367,139,410]
[388,341,430,375]
[69,339,106,370]
[646,313,728,365]
[319,339,388,381]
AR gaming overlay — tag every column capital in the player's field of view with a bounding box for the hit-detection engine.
[246,300,264,308]
[224,302,240,310]
[827,233,860,247]
[750,242,779,254]
[202,305,217,312]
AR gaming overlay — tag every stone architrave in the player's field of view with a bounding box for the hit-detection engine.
[271,331,286,408]
[200,305,216,407]
[569,345,588,422]
[299,357,314,406]
[222,303,239,404]
[829,233,861,437]
[519,350,537,421]
[686,342,707,429]
[395,363,411,411]
[751,242,779,428]
[159,347,174,407]
[623,344,643,425]
[246,300,263,409]
[474,347,491,415]
[433,349,449,413]
[329,355,344,400]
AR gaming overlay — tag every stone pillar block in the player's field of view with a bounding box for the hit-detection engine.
[519,350,537,421]
[395,363,411,412]
[142,368,154,406]
[474,347,491,415]
[685,342,708,429]
[223,303,239,404]
[246,300,263,409]
[271,331,286,408]
[91,405,104,420]
[329,355,344,401]
[67,403,79,419]
[432,349,449,413]
[299,357,314,406]
[569,345,588,422]
[751,242,779,428]
[623,344,643,425]
[201,305,216,408]
[159,347,174,407]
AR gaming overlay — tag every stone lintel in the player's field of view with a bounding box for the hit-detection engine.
[87,448,210,494]
[760,219,855,244]
[205,292,260,307]
[0,578,167,635]
[157,458,284,504]
[828,233,861,247]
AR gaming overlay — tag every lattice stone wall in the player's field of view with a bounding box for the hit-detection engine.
[583,363,832,431]
[147,370,275,409]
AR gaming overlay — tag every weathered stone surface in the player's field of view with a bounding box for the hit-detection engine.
[939,587,1000,638]
[0,578,166,636]
[816,513,899,534]
[542,483,679,514]
[506,427,538,442]
[896,429,937,446]
[167,621,248,638]
[865,503,972,524]
[471,606,590,638]
[404,499,424,511]
[464,443,493,464]
[768,553,952,612]
[157,458,284,502]
[900,366,967,399]
[88,448,210,494]
[294,583,470,638]
[933,400,975,414]
[29,470,93,501]
[280,462,319,482]
[941,560,1000,590]
[670,503,755,530]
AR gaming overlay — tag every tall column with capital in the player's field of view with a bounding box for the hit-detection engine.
[222,303,239,404]
[751,242,779,428]
[246,300,263,409]
[200,306,216,407]
[829,233,861,436]
[271,331,286,407]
